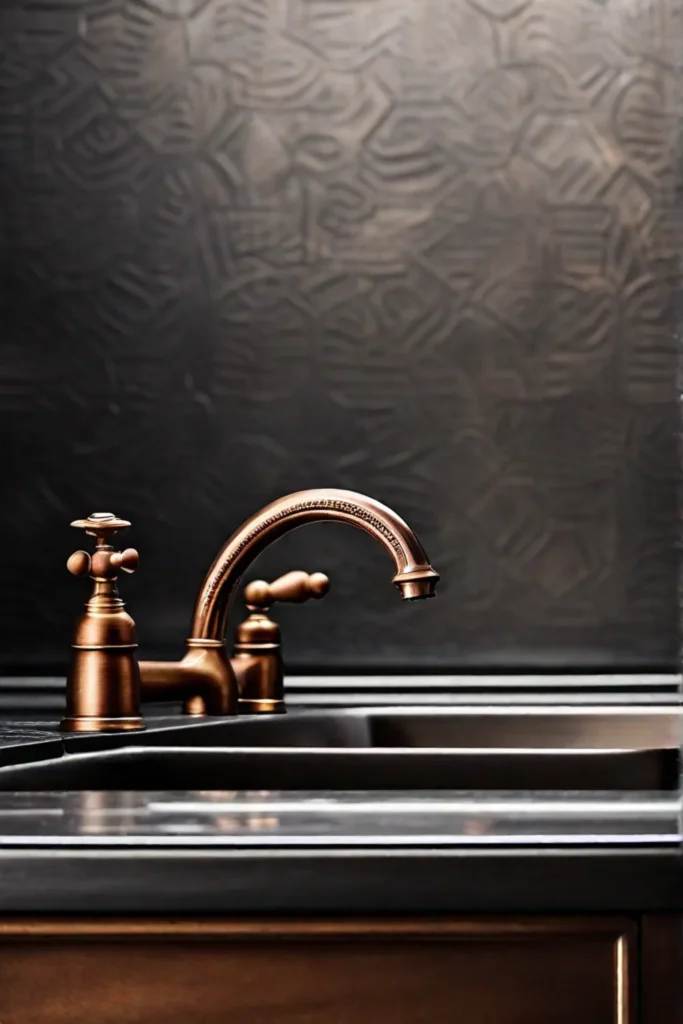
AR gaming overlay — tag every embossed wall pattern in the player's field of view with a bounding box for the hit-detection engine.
[0,0,680,669]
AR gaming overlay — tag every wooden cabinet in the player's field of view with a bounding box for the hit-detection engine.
[641,915,682,1024]
[0,917,645,1024]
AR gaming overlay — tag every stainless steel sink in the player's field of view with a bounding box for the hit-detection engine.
[0,707,677,792]
[128,705,680,751]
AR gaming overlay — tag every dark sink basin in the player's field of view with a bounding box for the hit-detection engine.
[0,707,677,791]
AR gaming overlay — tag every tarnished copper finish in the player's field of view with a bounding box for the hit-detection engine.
[60,513,144,733]
[63,490,438,729]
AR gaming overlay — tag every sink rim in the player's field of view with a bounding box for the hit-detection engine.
[123,703,682,747]
[0,741,676,795]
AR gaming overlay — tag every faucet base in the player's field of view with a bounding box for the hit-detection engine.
[59,715,145,733]
[237,698,286,715]
[140,642,237,716]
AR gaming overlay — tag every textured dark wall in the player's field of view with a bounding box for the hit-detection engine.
[0,0,680,671]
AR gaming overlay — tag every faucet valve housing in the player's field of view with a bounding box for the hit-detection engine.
[233,571,330,714]
[60,513,144,734]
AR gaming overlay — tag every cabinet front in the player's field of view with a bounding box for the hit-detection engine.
[0,918,634,1023]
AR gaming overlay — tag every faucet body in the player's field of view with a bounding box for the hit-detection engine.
[140,571,329,715]
[62,490,439,731]
[61,514,144,733]
[229,570,329,714]
[189,489,438,642]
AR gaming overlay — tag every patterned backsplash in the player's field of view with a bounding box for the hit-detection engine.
[0,0,680,669]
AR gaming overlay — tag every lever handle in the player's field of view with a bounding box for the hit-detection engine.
[67,513,138,580]
[244,570,329,611]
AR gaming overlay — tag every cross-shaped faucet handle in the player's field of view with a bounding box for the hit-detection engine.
[67,512,138,580]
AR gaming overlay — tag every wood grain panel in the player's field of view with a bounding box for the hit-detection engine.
[641,914,683,1024]
[0,918,635,1024]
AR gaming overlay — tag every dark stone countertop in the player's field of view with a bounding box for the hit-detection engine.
[0,787,677,914]
[0,681,678,915]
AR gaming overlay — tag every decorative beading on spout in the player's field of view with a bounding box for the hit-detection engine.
[190,488,439,642]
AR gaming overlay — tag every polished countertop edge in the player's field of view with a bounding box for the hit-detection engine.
[288,674,683,695]
[0,846,679,914]
[0,833,677,848]
[2,673,680,689]
[0,673,679,715]
[0,787,675,847]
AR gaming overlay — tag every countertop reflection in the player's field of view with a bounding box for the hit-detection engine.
[0,789,677,847]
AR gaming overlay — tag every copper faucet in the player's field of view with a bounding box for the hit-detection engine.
[165,569,331,718]
[226,569,330,716]
[61,489,439,732]
[61,513,143,733]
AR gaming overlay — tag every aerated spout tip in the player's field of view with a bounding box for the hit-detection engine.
[393,568,440,601]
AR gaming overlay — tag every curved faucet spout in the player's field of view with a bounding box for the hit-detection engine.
[190,488,439,642]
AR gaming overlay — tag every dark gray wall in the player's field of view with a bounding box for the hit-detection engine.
[0,0,680,671]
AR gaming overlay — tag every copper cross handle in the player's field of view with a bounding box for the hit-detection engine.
[67,512,139,580]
